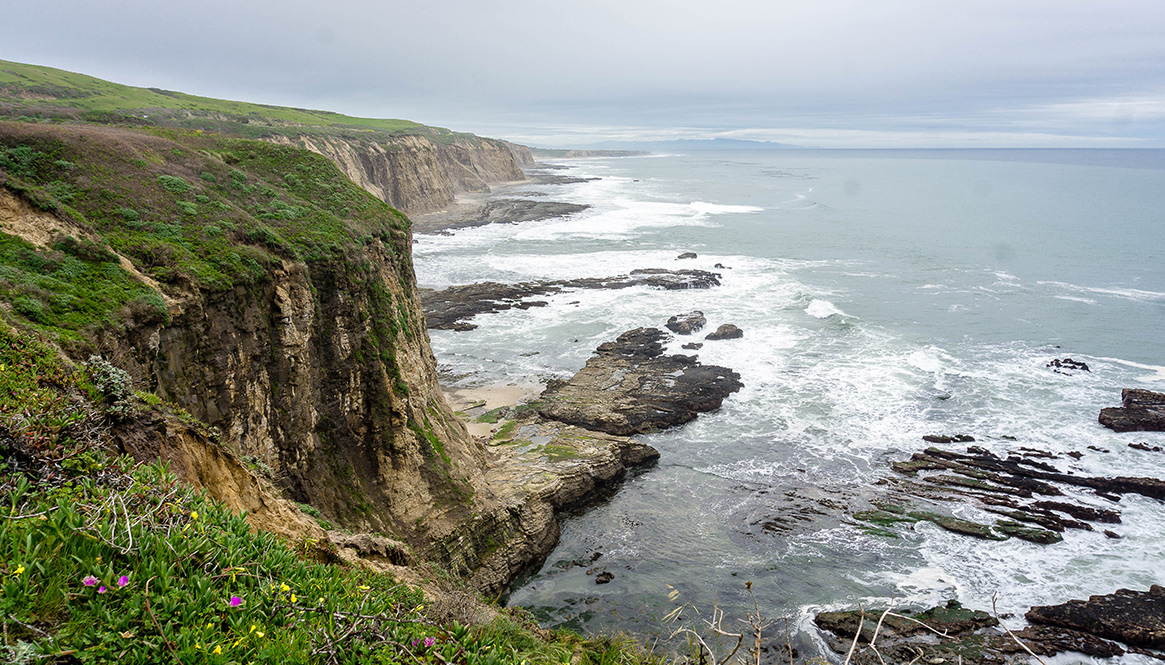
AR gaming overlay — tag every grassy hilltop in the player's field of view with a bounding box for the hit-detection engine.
[0,59,480,145]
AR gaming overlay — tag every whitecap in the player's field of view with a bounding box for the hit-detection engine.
[805,299,847,319]
[1039,281,1165,303]
[1053,295,1099,305]
[1094,356,1165,384]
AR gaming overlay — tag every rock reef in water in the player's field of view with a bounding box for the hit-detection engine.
[705,323,743,340]
[1099,388,1165,432]
[665,311,706,335]
[537,327,743,436]
[815,592,1165,664]
[419,269,722,331]
[1027,585,1165,650]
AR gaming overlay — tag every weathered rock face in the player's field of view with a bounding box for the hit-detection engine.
[102,238,496,552]
[1099,388,1165,432]
[111,410,327,544]
[666,311,706,335]
[1027,585,1165,649]
[267,134,530,216]
[538,328,743,436]
[705,323,743,340]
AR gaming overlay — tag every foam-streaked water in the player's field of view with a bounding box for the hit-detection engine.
[414,150,1165,662]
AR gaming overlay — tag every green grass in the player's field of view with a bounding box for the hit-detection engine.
[0,59,488,146]
[0,60,422,134]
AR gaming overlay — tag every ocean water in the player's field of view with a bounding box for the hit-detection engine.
[413,150,1165,662]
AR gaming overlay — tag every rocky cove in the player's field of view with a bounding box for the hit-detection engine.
[3,115,1165,664]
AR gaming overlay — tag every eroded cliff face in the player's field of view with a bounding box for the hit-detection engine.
[100,234,502,560]
[0,121,617,595]
[268,134,533,216]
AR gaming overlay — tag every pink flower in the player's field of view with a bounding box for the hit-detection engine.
[117,575,129,587]
[82,575,98,587]
[98,586,107,594]
[423,637,435,647]
[229,596,243,607]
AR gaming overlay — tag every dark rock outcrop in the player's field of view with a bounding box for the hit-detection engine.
[1047,358,1090,374]
[705,323,743,340]
[666,311,706,335]
[413,199,590,234]
[816,598,1137,664]
[1027,585,1165,649]
[538,328,742,436]
[856,443,1165,546]
[1099,388,1165,432]
[421,270,722,330]
[677,252,698,260]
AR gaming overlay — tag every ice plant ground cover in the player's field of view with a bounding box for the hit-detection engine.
[0,320,654,665]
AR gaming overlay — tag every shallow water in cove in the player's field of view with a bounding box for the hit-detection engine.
[414,149,1165,662]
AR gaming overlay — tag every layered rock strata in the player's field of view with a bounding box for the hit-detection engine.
[853,443,1165,545]
[268,133,532,216]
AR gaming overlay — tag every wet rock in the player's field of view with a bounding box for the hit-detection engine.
[1047,358,1091,374]
[681,342,703,351]
[816,599,1138,664]
[1131,442,1164,453]
[666,311,706,335]
[714,263,730,269]
[538,328,743,436]
[1099,388,1165,432]
[923,434,976,444]
[1026,585,1165,649]
[677,252,698,259]
[1006,624,1125,658]
[415,199,590,233]
[705,324,743,340]
[421,270,722,330]
[594,571,614,584]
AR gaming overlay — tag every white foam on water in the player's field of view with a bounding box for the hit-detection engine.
[1039,280,1165,303]
[1094,356,1165,385]
[1053,295,1099,305]
[804,299,847,319]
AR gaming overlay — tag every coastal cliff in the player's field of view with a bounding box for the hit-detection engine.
[0,120,642,595]
[261,133,530,216]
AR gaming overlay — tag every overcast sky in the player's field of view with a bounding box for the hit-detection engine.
[5,0,1165,147]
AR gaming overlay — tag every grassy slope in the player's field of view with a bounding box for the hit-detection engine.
[0,321,651,664]
[0,120,414,346]
[0,59,482,145]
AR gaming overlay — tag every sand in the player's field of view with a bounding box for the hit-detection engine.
[443,381,543,438]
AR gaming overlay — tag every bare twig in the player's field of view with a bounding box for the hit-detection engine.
[991,593,1048,665]
[143,577,178,659]
[842,605,866,665]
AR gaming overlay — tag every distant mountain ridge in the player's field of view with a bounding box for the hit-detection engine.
[574,137,801,152]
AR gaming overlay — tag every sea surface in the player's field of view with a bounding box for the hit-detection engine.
[413,149,1165,662]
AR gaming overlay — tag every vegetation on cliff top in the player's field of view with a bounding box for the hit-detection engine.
[0,59,486,146]
[0,320,654,664]
[0,120,413,344]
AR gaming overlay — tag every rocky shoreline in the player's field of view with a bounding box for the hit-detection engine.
[815,586,1165,664]
[417,158,1165,660]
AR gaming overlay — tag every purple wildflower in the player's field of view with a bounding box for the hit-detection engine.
[117,575,129,587]
[229,596,243,607]
[424,637,436,647]
[98,586,107,594]
[82,575,99,587]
